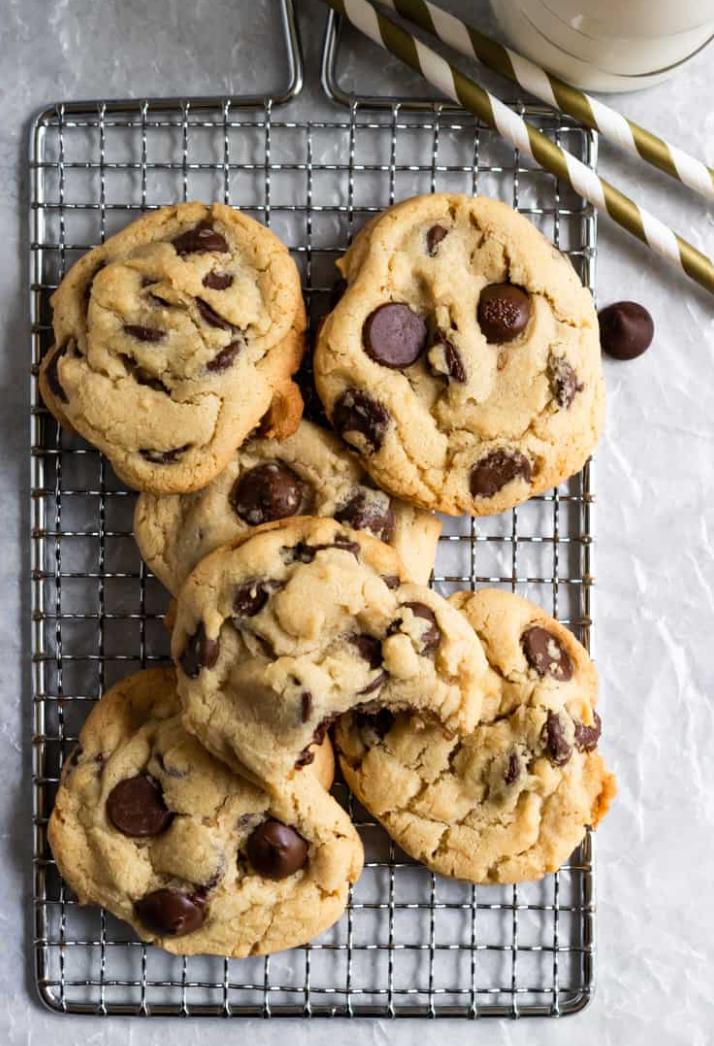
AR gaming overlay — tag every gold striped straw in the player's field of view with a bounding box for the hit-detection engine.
[383,0,714,202]
[321,0,714,298]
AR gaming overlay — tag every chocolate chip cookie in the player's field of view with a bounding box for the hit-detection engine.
[314,194,604,516]
[47,668,362,957]
[39,202,305,494]
[135,419,442,595]
[171,516,489,791]
[335,589,616,884]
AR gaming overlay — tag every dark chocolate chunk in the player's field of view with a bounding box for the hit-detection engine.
[178,622,220,678]
[598,301,654,360]
[233,578,281,618]
[521,626,573,682]
[333,389,389,453]
[291,538,361,564]
[173,220,228,256]
[207,340,241,372]
[363,303,427,369]
[381,574,401,590]
[548,354,583,408]
[469,449,532,498]
[123,324,165,343]
[477,284,531,343]
[134,889,205,937]
[391,602,440,654]
[230,462,305,525]
[541,711,572,766]
[349,633,382,669]
[504,751,520,785]
[300,691,313,723]
[106,774,172,837]
[139,444,191,465]
[196,297,234,331]
[202,270,234,290]
[119,354,170,394]
[426,224,448,256]
[334,489,395,543]
[45,343,70,403]
[245,820,309,880]
[443,339,467,383]
[574,712,602,752]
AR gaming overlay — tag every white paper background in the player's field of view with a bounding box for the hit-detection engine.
[1,0,713,1042]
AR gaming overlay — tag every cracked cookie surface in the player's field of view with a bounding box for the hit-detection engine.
[135,419,442,595]
[39,202,305,494]
[47,668,362,957]
[314,194,604,516]
[171,516,488,792]
[335,589,616,884]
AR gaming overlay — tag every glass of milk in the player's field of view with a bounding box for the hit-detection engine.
[490,0,714,91]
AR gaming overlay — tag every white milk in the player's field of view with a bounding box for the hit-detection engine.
[490,0,714,91]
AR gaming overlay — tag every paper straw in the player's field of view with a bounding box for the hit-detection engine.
[383,0,714,202]
[321,0,714,297]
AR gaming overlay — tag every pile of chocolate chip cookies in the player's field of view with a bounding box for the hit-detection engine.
[45,194,615,959]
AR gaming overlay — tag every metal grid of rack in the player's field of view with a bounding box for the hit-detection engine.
[30,3,598,1019]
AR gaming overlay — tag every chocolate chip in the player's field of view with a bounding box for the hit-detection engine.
[245,820,309,880]
[173,220,228,256]
[134,889,205,937]
[391,602,440,654]
[139,444,191,465]
[106,774,172,837]
[548,354,583,408]
[148,291,172,307]
[202,270,234,290]
[357,671,388,697]
[355,707,395,738]
[300,691,313,723]
[381,574,401,590]
[233,578,281,617]
[123,324,165,343]
[196,297,234,331]
[349,633,382,669]
[574,712,602,752]
[443,340,466,383]
[334,489,395,543]
[542,711,572,766]
[363,303,427,369]
[521,626,573,682]
[469,449,532,498]
[291,538,361,564]
[206,340,241,372]
[119,354,170,394]
[478,284,531,343]
[598,301,654,360]
[504,751,520,785]
[45,343,70,403]
[426,224,448,256]
[178,622,220,678]
[333,389,389,453]
[230,462,305,526]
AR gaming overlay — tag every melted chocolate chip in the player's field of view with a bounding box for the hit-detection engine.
[333,389,389,453]
[426,224,448,256]
[173,220,228,256]
[363,303,427,369]
[381,574,401,590]
[140,444,191,465]
[300,691,313,723]
[542,711,572,766]
[470,449,532,498]
[291,538,361,564]
[504,751,520,785]
[230,462,305,525]
[245,820,309,880]
[202,270,234,290]
[357,671,388,697]
[119,354,170,394]
[443,339,467,383]
[521,626,573,682]
[148,291,172,307]
[123,324,165,343]
[134,889,205,937]
[334,489,395,543]
[349,633,382,669]
[574,712,602,752]
[548,354,583,408]
[391,602,440,654]
[478,284,531,343]
[45,343,70,403]
[233,578,281,617]
[206,340,241,372]
[178,622,220,678]
[196,297,234,331]
[106,774,172,837]
[598,301,654,360]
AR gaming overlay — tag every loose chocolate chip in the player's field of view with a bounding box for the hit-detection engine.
[521,626,573,682]
[196,297,234,331]
[178,622,220,679]
[574,712,602,753]
[349,633,383,669]
[119,354,170,395]
[478,284,531,343]
[363,303,427,369]
[541,711,572,766]
[206,340,241,372]
[548,354,583,408]
[381,574,401,590]
[598,301,654,360]
[328,277,347,310]
[233,578,280,617]
[106,774,172,837]
[426,224,448,256]
[470,449,532,498]
[443,339,467,383]
[173,220,228,256]
[134,889,205,937]
[123,324,166,343]
[504,751,520,785]
[245,820,309,880]
[140,444,191,465]
[391,602,440,654]
[202,270,234,290]
[334,489,395,543]
[230,462,305,526]
[45,343,70,403]
[292,538,361,564]
[333,389,389,453]
[355,707,395,738]
[300,691,313,723]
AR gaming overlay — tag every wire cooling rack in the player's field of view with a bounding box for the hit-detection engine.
[30,2,598,1020]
